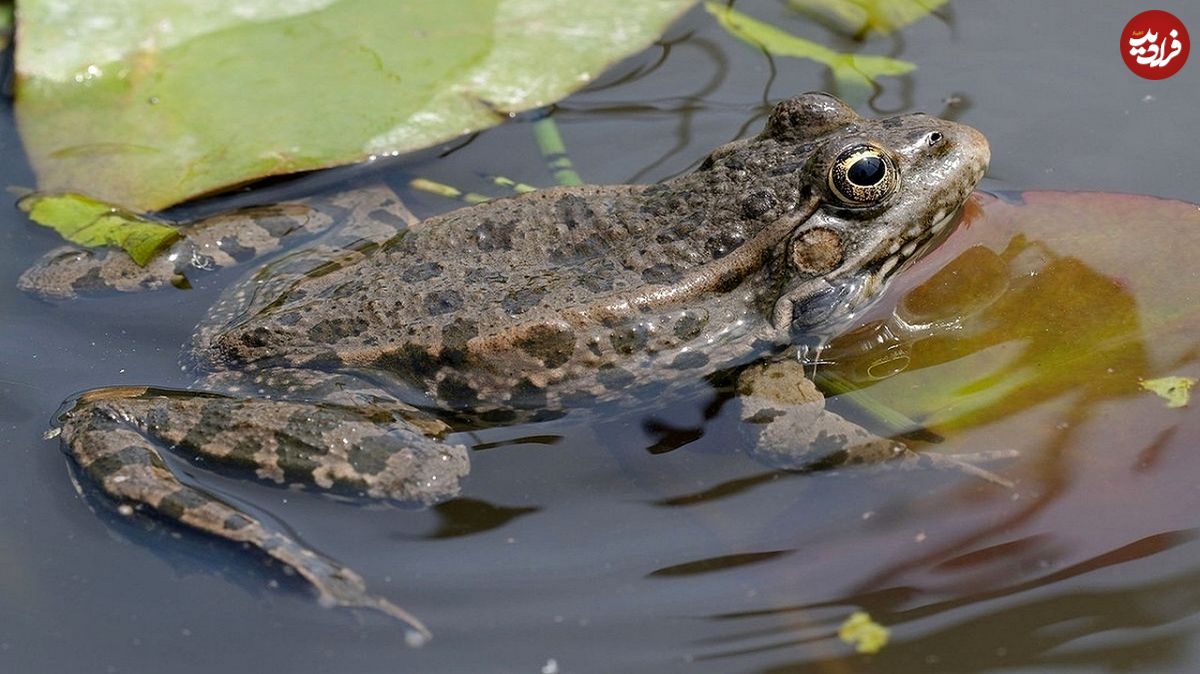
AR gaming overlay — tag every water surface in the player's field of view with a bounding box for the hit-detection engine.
[3,1,1199,672]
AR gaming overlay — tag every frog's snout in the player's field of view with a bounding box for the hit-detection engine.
[959,124,991,181]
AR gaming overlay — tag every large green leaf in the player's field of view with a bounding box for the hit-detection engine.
[13,0,695,212]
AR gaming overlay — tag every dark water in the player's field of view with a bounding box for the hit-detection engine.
[4,1,1200,672]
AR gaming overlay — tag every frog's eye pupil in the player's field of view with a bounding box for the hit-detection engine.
[927,131,944,146]
[848,156,885,186]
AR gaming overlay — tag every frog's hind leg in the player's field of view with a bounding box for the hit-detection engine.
[18,184,415,301]
[56,384,469,640]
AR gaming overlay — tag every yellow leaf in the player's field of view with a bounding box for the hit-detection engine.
[838,610,890,654]
[1141,376,1196,408]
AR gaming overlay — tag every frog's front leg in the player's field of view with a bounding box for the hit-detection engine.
[737,359,1015,485]
[19,185,415,300]
[55,373,468,640]
[738,359,903,469]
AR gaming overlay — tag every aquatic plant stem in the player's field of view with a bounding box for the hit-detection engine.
[408,178,491,204]
[533,116,583,186]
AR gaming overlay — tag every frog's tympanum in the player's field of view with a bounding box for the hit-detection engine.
[39,93,989,638]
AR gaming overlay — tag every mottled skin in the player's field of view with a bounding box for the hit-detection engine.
[42,94,990,639]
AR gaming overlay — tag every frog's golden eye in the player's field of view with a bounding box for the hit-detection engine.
[827,145,898,207]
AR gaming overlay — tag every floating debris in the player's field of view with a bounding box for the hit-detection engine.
[1140,376,1196,408]
[838,610,890,654]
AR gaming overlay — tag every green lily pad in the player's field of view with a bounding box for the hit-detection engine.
[787,0,948,39]
[18,193,180,265]
[13,0,695,212]
[705,2,914,98]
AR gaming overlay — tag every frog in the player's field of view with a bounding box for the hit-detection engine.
[40,92,990,640]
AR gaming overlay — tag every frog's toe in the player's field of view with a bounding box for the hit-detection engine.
[262,528,432,643]
[905,449,1020,488]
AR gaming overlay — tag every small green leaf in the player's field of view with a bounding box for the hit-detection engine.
[1141,376,1196,408]
[18,193,180,265]
[705,2,914,97]
[838,610,890,654]
[788,0,948,39]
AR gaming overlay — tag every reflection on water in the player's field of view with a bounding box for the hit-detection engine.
[653,469,785,507]
[649,549,793,577]
[415,498,540,540]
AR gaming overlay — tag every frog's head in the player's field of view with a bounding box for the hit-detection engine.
[706,92,990,339]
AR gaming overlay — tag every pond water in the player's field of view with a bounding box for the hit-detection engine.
[4,1,1200,672]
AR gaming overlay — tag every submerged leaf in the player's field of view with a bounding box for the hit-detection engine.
[18,193,180,265]
[14,0,695,211]
[816,191,1200,439]
[705,2,914,96]
[1141,376,1196,408]
[838,610,890,654]
[788,0,948,39]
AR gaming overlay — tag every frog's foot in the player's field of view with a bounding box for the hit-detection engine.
[836,449,1017,488]
[898,449,1019,488]
[737,360,1016,487]
[19,184,414,300]
[56,385,469,640]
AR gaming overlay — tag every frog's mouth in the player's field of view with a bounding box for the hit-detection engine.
[863,205,962,291]
[787,206,963,339]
